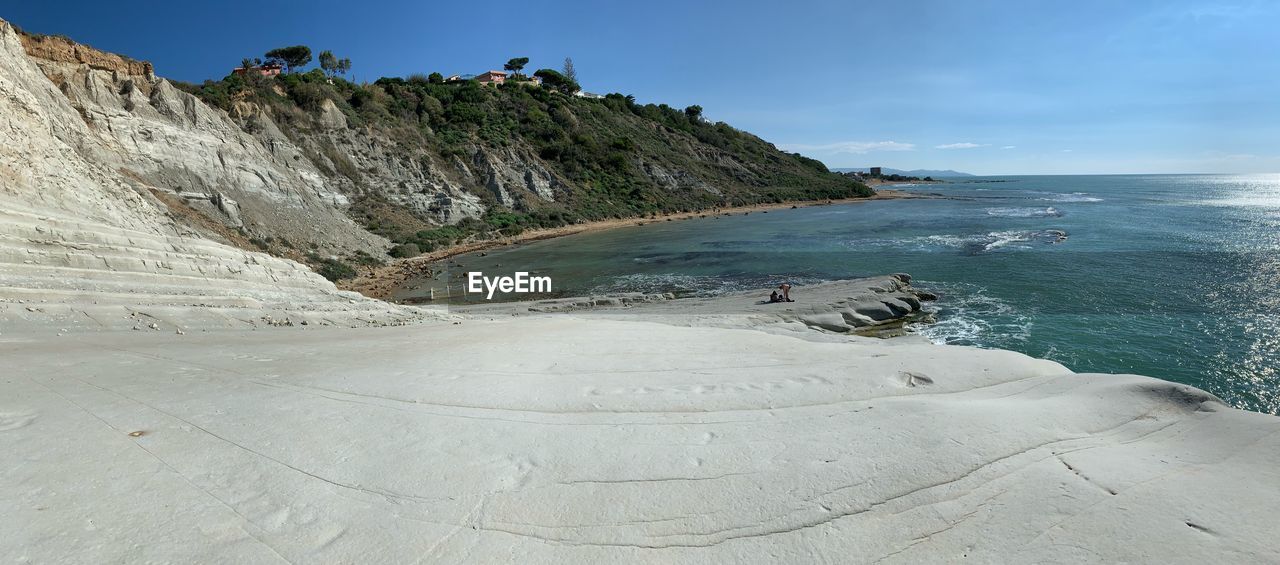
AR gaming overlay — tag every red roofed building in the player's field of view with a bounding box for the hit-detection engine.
[476,70,507,86]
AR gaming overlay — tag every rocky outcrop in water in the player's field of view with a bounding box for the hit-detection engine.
[460,274,937,338]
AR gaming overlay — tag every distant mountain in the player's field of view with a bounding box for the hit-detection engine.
[831,168,975,178]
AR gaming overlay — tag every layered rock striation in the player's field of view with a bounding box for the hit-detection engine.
[0,20,432,332]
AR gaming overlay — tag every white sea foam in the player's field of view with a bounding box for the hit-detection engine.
[1038,192,1102,203]
[910,282,1032,346]
[986,206,1062,218]
[981,230,1032,251]
[841,228,1068,253]
[898,229,1067,253]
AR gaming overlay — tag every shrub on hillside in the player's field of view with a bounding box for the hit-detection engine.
[289,82,330,111]
[309,255,357,282]
[418,94,444,121]
[389,243,421,258]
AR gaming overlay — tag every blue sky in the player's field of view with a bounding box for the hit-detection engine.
[5,1,1278,174]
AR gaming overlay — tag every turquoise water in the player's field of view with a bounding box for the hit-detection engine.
[405,175,1280,414]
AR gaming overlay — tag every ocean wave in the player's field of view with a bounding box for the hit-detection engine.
[922,229,1069,253]
[1037,192,1103,203]
[841,229,1068,253]
[985,206,1062,218]
[909,282,1032,346]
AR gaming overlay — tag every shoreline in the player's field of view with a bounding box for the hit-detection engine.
[344,189,934,299]
[457,274,940,339]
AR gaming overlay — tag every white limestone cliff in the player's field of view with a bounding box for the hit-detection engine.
[0,20,431,332]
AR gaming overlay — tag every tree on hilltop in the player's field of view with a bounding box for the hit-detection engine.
[319,50,352,77]
[561,57,577,83]
[264,45,312,73]
[319,50,337,75]
[685,105,703,121]
[504,57,529,79]
[533,68,580,94]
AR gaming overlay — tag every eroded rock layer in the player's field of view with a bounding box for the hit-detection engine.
[0,20,430,332]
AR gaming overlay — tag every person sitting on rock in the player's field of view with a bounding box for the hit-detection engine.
[768,290,784,303]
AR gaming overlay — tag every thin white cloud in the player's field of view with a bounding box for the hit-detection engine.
[1061,149,1074,153]
[1001,145,1017,150]
[1202,150,1259,161]
[935,142,989,150]
[780,141,916,154]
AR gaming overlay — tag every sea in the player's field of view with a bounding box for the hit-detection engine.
[394,174,1280,415]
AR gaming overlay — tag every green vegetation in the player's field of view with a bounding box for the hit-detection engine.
[504,57,529,79]
[318,50,351,77]
[264,45,312,72]
[389,243,420,258]
[175,48,871,267]
[532,68,579,94]
[306,252,357,281]
[357,204,581,258]
[561,57,578,84]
